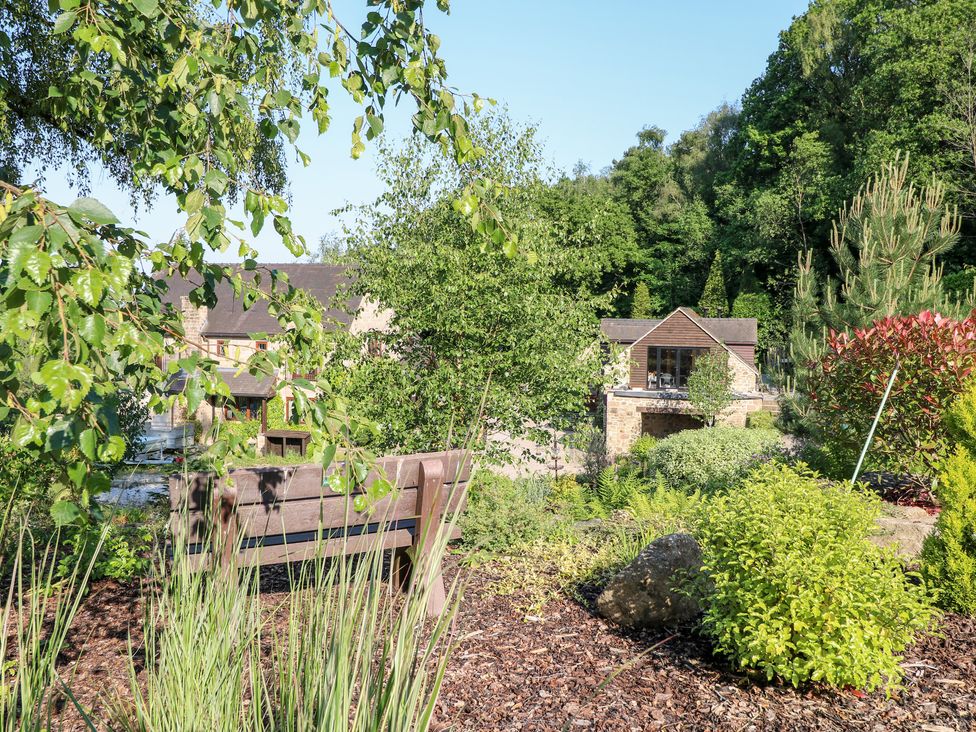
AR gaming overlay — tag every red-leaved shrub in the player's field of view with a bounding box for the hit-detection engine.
[809,310,976,477]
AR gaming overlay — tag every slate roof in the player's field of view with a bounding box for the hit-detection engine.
[159,263,360,337]
[167,368,275,397]
[599,319,662,343]
[698,317,757,344]
[601,312,757,345]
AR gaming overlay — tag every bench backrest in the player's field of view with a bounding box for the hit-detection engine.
[169,449,471,569]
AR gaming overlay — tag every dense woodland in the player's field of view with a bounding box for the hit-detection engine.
[535,0,976,330]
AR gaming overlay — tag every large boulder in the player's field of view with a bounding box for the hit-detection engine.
[870,505,938,561]
[596,533,702,629]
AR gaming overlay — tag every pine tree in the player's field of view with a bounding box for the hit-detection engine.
[789,154,971,408]
[631,281,652,318]
[698,251,728,317]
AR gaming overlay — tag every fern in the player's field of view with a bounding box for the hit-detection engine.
[592,467,643,513]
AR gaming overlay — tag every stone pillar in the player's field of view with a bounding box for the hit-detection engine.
[178,296,211,426]
[179,296,209,356]
[605,392,643,458]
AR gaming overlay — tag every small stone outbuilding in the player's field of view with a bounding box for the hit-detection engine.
[601,308,764,457]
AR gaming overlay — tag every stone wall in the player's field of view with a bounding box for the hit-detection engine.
[604,391,764,457]
[730,353,758,393]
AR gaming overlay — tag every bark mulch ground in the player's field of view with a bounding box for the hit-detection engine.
[49,555,976,731]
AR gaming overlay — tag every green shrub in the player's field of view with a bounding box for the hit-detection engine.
[547,475,591,520]
[745,410,777,430]
[646,427,781,492]
[459,472,551,555]
[216,418,261,442]
[922,385,976,614]
[628,435,656,460]
[59,510,154,581]
[625,475,704,536]
[0,436,62,556]
[590,466,644,515]
[698,463,938,691]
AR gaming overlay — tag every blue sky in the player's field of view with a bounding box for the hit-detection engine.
[35,1,810,261]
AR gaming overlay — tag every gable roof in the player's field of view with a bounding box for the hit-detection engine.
[604,307,760,376]
[167,367,275,398]
[159,263,361,338]
[601,312,757,345]
[600,318,662,343]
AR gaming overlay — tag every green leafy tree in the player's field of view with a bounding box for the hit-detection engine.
[687,350,733,427]
[346,113,608,456]
[0,0,483,528]
[731,291,785,359]
[712,0,976,287]
[698,251,728,317]
[610,126,714,311]
[537,168,639,315]
[630,281,653,318]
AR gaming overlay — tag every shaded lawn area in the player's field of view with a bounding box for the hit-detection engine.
[51,555,976,732]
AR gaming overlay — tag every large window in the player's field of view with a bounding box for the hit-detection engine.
[223,396,263,421]
[647,347,708,389]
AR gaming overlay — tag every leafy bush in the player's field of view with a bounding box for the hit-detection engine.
[646,427,781,493]
[216,417,262,443]
[628,435,656,460]
[698,463,938,691]
[58,508,155,581]
[459,472,552,555]
[590,466,645,515]
[745,410,776,430]
[0,436,62,557]
[116,389,150,463]
[922,385,976,614]
[547,475,591,520]
[809,311,976,477]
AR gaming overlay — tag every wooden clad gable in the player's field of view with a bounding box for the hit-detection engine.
[727,343,756,365]
[627,309,723,388]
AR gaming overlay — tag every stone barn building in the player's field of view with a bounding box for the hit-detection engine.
[600,307,764,457]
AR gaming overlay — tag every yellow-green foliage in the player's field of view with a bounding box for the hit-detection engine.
[591,466,645,515]
[625,475,703,536]
[922,385,976,614]
[547,475,591,520]
[459,472,552,556]
[745,410,777,430]
[489,524,663,617]
[698,463,938,692]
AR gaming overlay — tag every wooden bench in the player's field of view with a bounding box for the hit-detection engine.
[168,449,470,614]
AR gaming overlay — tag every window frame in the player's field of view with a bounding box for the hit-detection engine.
[648,346,710,389]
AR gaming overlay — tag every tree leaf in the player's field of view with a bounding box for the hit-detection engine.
[79,427,98,461]
[68,197,119,225]
[131,0,159,16]
[52,10,76,34]
[50,500,81,527]
[79,313,106,346]
[23,249,52,285]
[71,268,104,306]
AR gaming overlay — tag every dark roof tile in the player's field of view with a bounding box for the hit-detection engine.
[601,313,757,345]
[159,263,360,337]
